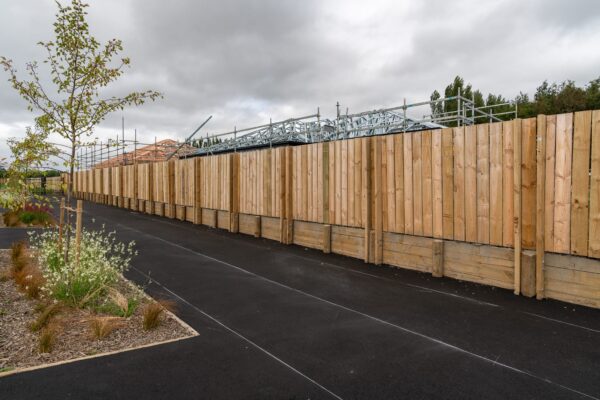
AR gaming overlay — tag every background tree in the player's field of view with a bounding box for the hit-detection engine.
[0,0,161,204]
[431,75,600,123]
[3,127,59,210]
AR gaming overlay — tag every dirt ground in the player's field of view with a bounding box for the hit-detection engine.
[0,249,196,372]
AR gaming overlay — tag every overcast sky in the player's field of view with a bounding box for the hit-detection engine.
[1,0,599,165]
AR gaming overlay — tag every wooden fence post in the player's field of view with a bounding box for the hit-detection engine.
[432,239,444,277]
[514,118,522,295]
[322,224,332,254]
[536,115,546,299]
[75,200,83,266]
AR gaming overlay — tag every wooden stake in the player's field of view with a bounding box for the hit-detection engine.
[58,198,65,251]
[75,200,83,267]
[536,115,546,299]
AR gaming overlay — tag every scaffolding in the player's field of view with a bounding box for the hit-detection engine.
[192,91,516,156]
[74,91,516,166]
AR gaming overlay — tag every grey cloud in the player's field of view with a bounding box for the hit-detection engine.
[0,0,599,159]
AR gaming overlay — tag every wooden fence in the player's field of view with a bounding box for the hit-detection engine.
[73,109,600,309]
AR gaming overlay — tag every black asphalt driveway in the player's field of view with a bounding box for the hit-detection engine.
[1,201,599,399]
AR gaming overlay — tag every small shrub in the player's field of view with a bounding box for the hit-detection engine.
[30,302,62,332]
[19,210,51,226]
[14,264,45,299]
[95,297,139,318]
[89,316,122,339]
[38,327,57,353]
[142,300,175,330]
[10,241,28,273]
[29,228,137,307]
[4,211,20,227]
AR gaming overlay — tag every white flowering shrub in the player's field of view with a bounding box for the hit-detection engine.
[29,227,137,307]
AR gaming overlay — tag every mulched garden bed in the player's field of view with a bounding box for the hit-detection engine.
[0,249,197,374]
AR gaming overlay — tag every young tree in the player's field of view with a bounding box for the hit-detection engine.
[0,0,161,203]
[3,127,59,210]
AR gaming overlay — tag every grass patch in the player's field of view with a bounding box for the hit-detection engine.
[10,241,28,273]
[29,303,62,332]
[142,299,175,330]
[89,316,122,339]
[38,326,57,353]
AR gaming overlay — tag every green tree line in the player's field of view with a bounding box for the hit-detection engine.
[431,75,600,125]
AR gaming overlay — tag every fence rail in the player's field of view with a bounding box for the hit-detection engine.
[73,109,600,309]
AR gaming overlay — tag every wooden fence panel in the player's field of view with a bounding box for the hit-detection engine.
[136,163,152,201]
[102,167,111,196]
[200,154,230,211]
[122,165,136,199]
[239,148,283,217]
[152,161,173,204]
[111,166,122,197]
[174,159,195,206]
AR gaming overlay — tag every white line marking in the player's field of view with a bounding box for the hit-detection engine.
[522,312,600,334]
[130,266,343,400]
[88,207,600,400]
[123,211,500,308]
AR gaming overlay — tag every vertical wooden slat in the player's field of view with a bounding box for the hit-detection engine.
[502,121,515,247]
[348,141,355,226]
[521,118,537,249]
[394,135,405,233]
[355,140,363,227]
[489,122,503,245]
[588,110,600,258]
[363,138,371,262]
[328,142,335,224]
[544,115,557,252]
[453,127,465,241]
[432,130,443,238]
[404,133,414,234]
[422,131,433,237]
[553,113,573,253]
[514,119,522,295]
[441,128,454,240]
[413,132,423,236]
[465,125,477,243]
[374,137,383,264]
[335,141,342,225]
[570,111,592,256]
[536,115,546,299]
[477,123,490,244]
[381,138,388,231]
[386,136,395,232]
